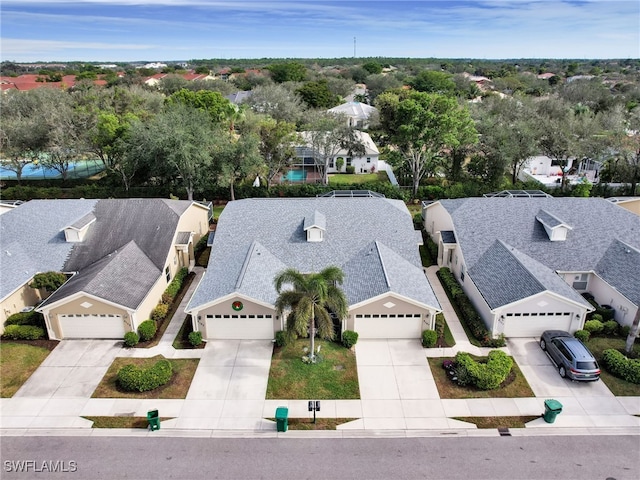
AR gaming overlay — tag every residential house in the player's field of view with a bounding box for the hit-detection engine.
[423,197,640,337]
[186,195,440,340]
[291,130,380,181]
[608,197,640,216]
[1,199,209,339]
[328,101,378,129]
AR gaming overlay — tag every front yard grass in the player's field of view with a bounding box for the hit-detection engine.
[585,336,640,396]
[0,341,58,397]
[428,356,535,399]
[453,416,540,429]
[92,355,198,399]
[266,339,359,399]
[83,416,173,428]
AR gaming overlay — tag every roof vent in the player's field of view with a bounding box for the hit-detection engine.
[303,210,326,242]
[535,209,572,241]
[62,212,96,243]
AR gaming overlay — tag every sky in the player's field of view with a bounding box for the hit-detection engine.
[1,1,638,63]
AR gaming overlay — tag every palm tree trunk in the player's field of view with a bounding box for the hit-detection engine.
[310,303,316,363]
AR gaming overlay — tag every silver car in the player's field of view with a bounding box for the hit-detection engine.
[540,330,601,381]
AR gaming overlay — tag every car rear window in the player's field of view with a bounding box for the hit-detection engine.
[577,361,597,370]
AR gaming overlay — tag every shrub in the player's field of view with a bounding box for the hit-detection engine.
[29,271,67,292]
[1,325,45,340]
[454,350,513,390]
[4,310,45,329]
[583,319,604,334]
[434,314,445,339]
[602,349,640,384]
[151,304,169,322]
[274,330,288,348]
[188,331,203,347]
[422,329,438,348]
[342,330,359,349]
[602,320,619,336]
[117,359,173,392]
[596,305,615,322]
[590,314,603,323]
[620,325,631,337]
[137,320,157,342]
[345,165,355,174]
[574,329,590,342]
[123,332,139,347]
[162,267,189,303]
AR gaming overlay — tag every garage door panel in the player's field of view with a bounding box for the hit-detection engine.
[503,314,572,338]
[59,314,125,339]
[206,315,273,340]
[355,314,423,339]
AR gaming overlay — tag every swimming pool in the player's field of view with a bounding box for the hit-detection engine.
[282,169,307,182]
[0,159,105,180]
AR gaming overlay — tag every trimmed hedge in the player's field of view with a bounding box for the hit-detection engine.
[342,330,359,349]
[188,331,203,347]
[274,330,288,348]
[422,329,438,348]
[584,319,604,334]
[455,350,513,390]
[123,331,140,347]
[602,320,619,335]
[162,267,189,304]
[4,310,46,329]
[602,349,640,384]
[117,359,173,392]
[574,329,590,342]
[150,304,169,322]
[1,325,45,340]
[137,320,157,342]
[437,267,505,347]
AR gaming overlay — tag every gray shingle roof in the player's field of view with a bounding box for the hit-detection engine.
[188,198,440,311]
[304,210,326,231]
[68,212,96,230]
[439,197,640,307]
[39,241,161,309]
[0,199,98,300]
[535,209,571,230]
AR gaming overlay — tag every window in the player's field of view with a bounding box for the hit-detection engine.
[329,159,334,168]
[366,158,371,163]
[460,265,465,282]
[165,266,171,282]
[346,157,352,166]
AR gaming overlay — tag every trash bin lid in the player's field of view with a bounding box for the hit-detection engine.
[544,399,562,410]
[275,407,288,418]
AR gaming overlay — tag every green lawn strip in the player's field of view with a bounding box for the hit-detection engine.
[265,417,359,430]
[136,272,196,349]
[443,318,456,347]
[196,246,211,267]
[83,416,174,428]
[91,356,199,399]
[266,339,359,400]
[428,356,535,399]
[172,315,205,350]
[585,336,640,396]
[452,416,540,429]
[0,341,57,397]
[328,172,387,185]
[212,204,226,220]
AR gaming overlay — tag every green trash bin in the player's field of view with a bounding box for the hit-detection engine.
[147,409,160,431]
[275,407,288,432]
[542,399,563,424]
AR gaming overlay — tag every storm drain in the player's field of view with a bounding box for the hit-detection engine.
[497,427,511,436]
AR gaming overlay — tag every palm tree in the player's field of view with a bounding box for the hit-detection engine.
[274,266,348,363]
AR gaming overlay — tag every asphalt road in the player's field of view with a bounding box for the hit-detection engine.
[1,434,638,480]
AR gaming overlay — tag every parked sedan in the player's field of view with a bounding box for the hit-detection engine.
[539,330,601,381]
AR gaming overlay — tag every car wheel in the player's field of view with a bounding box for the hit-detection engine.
[559,366,566,378]
[540,339,546,350]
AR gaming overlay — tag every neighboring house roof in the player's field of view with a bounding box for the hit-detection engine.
[188,197,440,311]
[225,91,253,104]
[0,75,107,91]
[1,198,197,311]
[436,197,640,307]
[328,101,378,121]
[0,199,98,301]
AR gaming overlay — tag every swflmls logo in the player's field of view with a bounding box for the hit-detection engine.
[4,460,78,473]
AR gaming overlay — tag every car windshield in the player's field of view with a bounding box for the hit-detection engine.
[577,361,598,370]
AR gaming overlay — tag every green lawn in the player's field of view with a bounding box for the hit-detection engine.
[92,356,199,399]
[428,356,535,399]
[266,339,360,399]
[453,416,540,429]
[0,341,57,397]
[585,336,640,396]
[328,172,388,185]
[83,416,173,428]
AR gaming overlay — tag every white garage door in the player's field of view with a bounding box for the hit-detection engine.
[59,314,125,339]
[205,314,274,339]
[503,312,573,338]
[354,314,423,339]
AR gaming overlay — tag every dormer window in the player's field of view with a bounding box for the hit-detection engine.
[303,210,326,243]
[535,209,573,241]
[62,212,96,242]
